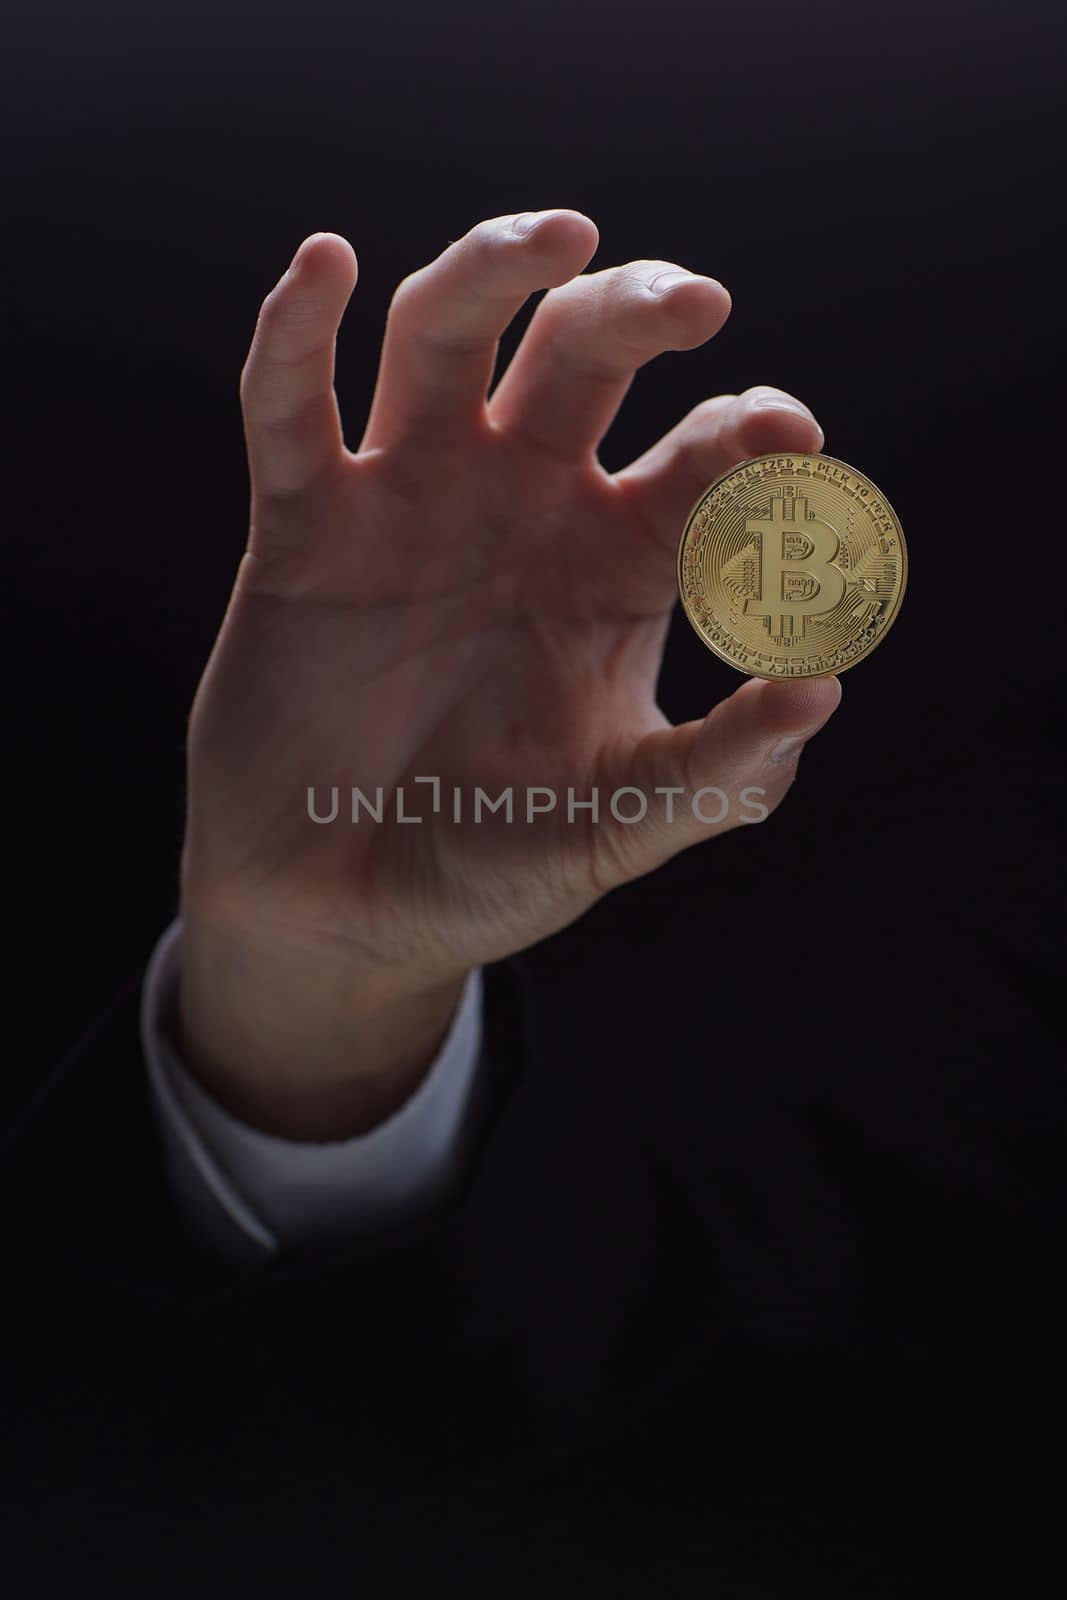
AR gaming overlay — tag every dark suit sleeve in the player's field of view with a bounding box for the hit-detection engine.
[0,949,529,1296]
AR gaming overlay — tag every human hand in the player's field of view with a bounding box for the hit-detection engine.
[178,210,840,1136]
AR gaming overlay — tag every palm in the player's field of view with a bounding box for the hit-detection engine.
[183,210,838,983]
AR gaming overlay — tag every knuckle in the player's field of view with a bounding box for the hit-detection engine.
[238,349,265,398]
[255,389,328,437]
[259,275,286,311]
[253,297,323,362]
[257,278,294,327]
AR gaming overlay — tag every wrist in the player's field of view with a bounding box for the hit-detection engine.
[175,912,468,1141]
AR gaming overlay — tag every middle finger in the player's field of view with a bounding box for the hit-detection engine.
[487,261,731,463]
[358,209,600,454]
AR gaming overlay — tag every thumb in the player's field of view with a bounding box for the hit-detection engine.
[590,676,842,891]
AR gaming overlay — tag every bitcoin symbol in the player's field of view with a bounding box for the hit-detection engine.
[677,451,908,678]
[743,495,846,637]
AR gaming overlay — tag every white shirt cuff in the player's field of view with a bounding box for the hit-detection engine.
[141,919,486,1264]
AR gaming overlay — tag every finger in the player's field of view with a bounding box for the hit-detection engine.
[486,262,732,462]
[613,386,826,557]
[240,233,357,501]
[590,675,842,893]
[358,210,600,453]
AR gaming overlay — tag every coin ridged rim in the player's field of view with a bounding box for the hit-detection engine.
[675,451,908,678]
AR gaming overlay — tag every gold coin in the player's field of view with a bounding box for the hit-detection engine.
[676,452,907,678]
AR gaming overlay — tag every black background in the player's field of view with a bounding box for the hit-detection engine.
[4,1,1062,1127]
[4,2,1067,1587]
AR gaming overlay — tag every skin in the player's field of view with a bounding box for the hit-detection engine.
[178,208,841,1140]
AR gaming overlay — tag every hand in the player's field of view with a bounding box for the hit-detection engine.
[178,209,841,1137]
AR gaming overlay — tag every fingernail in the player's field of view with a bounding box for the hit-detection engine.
[750,390,824,438]
[770,735,809,764]
[648,269,695,296]
[512,211,553,237]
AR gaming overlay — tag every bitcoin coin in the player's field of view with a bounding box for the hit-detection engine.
[676,452,907,678]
